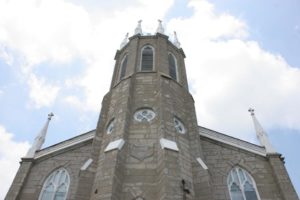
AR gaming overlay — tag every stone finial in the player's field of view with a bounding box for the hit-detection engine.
[173,31,181,48]
[248,108,276,154]
[156,19,164,34]
[120,33,129,49]
[25,112,54,158]
[134,20,143,35]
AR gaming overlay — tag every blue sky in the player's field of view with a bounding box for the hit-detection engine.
[0,0,299,198]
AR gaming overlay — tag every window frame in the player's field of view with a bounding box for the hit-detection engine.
[173,116,186,134]
[168,53,179,81]
[134,108,156,122]
[140,45,155,71]
[39,168,70,200]
[227,166,261,200]
[119,54,128,80]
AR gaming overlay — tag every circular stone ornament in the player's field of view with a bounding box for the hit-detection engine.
[174,117,186,134]
[134,109,156,122]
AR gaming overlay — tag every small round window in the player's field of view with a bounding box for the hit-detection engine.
[134,109,155,122]
[106,119,114,134]
[174,117,186,134]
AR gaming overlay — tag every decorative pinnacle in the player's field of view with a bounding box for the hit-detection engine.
[48,112,54,120]
[248,108,255,116]
[120,33,129,48]
[156,19,164,34]
[134,20,143,35]
[173,31,181,48]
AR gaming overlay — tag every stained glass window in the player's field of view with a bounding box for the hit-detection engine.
[39,168,70,200]
[227,167,260,200]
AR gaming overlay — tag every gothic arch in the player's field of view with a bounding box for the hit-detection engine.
[140,45,155,71]
[227,166,261,200]
[168,52,178,81]
[119,54,128,80]
[39,167,70,200]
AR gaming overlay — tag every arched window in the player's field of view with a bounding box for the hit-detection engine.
[168,53,177,80]
[119,55,128,80]
[39,168,70,200]
[227,167,260,200]
[141,46,154,71]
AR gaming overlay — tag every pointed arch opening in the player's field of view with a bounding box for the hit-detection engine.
[168,53,178,81]
[141,46,154,71]
[119,55,128,80]
[227,166,260,200]
[39,168,70,200]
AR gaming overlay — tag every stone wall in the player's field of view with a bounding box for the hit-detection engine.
[16,141,93,200]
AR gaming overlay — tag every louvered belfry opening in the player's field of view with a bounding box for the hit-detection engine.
[120,55,128,80]
[168,54,177,80]
[141,46,153,71]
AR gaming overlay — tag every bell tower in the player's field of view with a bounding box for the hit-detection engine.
[88,21,212,200]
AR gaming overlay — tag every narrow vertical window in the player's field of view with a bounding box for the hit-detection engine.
[141,46,154,71]
[227,167,260,200]
[119,55,128,80]
[39,168,70,200]
[168,53,177,80]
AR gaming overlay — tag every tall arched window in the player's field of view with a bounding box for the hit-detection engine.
[227,167,260,200]
[141,46,154,71]
[168,53,177,80]
[39,168,70,200]
[119,55,128,80]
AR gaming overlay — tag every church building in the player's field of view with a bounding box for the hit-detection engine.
[6,21,299,200]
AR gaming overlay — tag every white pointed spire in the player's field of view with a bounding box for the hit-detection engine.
[248,108,276,154]
[25,112,54,158]
[120,33,129,49]
[156,19,164,34]
[173,31,181,48]
[134,20,143,35]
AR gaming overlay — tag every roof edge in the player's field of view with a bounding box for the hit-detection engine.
[198,126,266,157]
[33,129,96,159]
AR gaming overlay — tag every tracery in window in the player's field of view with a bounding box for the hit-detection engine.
[39,168,70,200]
[168,53,178,80]
[173,117,186,134]
[227,167,260,200]
[134,108,155,122]
[119,55,128,80]
[141,46,154,71]
[106,119,115,134]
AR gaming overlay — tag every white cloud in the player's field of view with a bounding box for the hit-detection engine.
[0,0,299,139]
[0,125,30,199]
[27,74,60,108]
[167,0,300,141]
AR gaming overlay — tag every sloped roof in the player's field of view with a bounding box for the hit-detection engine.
[34,130,95,159]
[199,126,266,156]
[32,126,266,159]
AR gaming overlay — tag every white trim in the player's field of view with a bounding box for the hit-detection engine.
[104,139,125,152]
[140,45,155,71]
[196,157,208,170]
[160,138,179,152]
[35,131,95,159]
[80,158,93,171]
[199,127,266,157]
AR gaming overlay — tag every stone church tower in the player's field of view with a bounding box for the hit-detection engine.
[6,21,299,200]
